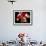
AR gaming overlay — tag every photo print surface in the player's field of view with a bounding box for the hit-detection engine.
[13,10,33,25]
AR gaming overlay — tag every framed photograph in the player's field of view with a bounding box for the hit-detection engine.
[13,10,33,26]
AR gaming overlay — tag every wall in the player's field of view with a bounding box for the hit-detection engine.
[0,0,46,42]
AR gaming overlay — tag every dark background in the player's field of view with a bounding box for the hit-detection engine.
[15,12,30,23]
